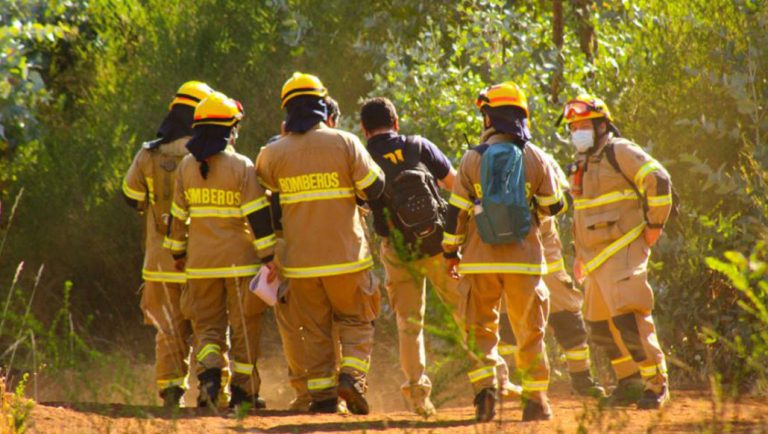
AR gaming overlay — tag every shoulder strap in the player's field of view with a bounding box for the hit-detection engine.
[604,143,640,196]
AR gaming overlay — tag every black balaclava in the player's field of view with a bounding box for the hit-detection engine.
[284,95,328,133]
[186,125,232,179]
[146,104,195,149]
[484,105,532,148]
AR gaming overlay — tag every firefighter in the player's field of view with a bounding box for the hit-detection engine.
[122,80,213,407]
[443,82,565,422]
[563,94,672,409]
[256,73,385,414]
[164,91,276,409]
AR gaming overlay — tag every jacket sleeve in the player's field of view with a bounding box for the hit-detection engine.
[442,152,475,255]
[242,162,276,262]
[163,169,189,259]
[532,148,566,217]
[255,146,279,191]
[122,150,147,210]
[615,142,673,229]
[349,135,385,201]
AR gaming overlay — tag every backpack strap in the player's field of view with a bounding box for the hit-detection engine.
[602,142,650,219]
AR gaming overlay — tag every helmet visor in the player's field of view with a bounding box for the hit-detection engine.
[563,100,598,121]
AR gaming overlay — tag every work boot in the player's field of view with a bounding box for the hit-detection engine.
[571,370,607,398]
[229,385,266,410]
[197,368,222,408]
[602,373,644,407]
[308,398,338,413]
[338,373,370,415]
[499,379,523,398]
[159,386,185,408]
[522,398,553,422]
[403,384,436,417]
[473,388,496,423]
[637,384,670,410]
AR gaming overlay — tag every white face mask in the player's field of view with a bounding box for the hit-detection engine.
[571,129,595,153]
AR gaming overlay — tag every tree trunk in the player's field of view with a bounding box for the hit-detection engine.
[551,0,564,102]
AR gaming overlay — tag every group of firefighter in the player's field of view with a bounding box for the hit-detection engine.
[122,72,673,423]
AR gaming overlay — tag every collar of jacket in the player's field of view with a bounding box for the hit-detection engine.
[366,131,398,147]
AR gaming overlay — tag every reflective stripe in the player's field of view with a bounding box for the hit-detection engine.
[122,180,145,201]
[163,237,187,252]
[157,376,187,390]
[565,347,590,361]
[443,232,466,246]
[647,194,672,207]
[634,161,662,191]
[280,188,355,205]
[240,196,269,215]
[498,344,517,356]
[196,343,221,362]
[283,256,373,278]
[468,366,496,383]
[547,258,565,274]
[584,223,646,275]
[232,360,254,375]
[355,168,381,190]
[142,269,186,283]
[449,193,473,211]
[186,265,259,279]
[639,360,667,378]
[459,262,547,275]
[171,202,189,220]
[146,177,156,204]
[522,379,549,392]
[308,376,337,391]
[340,356,370,373]
[574,189,638,210]
[188,206,242,218]
[254,234,277,250]
[611,356,633,365]
[535,189,562,207]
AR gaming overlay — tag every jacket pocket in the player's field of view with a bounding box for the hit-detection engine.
[582,210,623,248]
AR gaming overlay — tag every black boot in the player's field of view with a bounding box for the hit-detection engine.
[571,370,607,398]
[637,384,670,410]
[308,398,338,413]
[602,373,644,407]
[159,386,185,408]
[197,368,222,408]
[473,388,496,423]
[522,398,552,422]
[338,373,370,415]
[229,385,267,409]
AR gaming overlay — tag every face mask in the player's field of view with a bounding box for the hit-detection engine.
[571,129,595,153]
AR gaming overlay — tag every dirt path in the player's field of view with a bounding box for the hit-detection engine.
[24,390,768,433]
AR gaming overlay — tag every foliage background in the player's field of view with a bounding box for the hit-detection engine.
[1,0,767,391]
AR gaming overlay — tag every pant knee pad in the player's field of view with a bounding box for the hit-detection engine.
[612,313,646,362]
[549,310,588,350]
[586,320,622,360]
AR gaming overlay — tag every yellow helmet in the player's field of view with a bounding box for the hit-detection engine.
[169,81,214,109]
[280,72,328,108]
[193,92,244,128]
[475,81,529,118]
[562,94,612,124]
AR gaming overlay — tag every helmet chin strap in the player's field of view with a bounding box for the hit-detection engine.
[585,118,610,155]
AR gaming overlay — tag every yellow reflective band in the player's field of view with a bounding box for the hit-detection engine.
[584,223,646,275]
[171,202,189,220]
[280,188,355,205]
[232,360,254,375]
[196,343,221,362]
[308,376,337,391]
[574,189,638,210]
[639,360,667,378]
[340,356,370,373]
[162,237,187,252]
[188,206,242,218]
[355,167,381,191]
[634,161,661,191]
[146,177,156,204]
[459,262,547,275]
[565,347,590,361]
[142,269,186,283]
[522,379,549,392]
[157,376,187,390]
[241,196,269,215]
[448,193,473,211]
[499,344,517,356]
[647,194,672,207]
[611,356,633,365]
[547,258,565,274]
[468,366,495,383]
[443,232,466,246]
[254,234,277,250]
[186,265,260,279]
[122,180,145,201]
[535,189,562,207]
[283,256,374,278]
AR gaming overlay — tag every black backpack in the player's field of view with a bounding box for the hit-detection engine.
[372,135,447,257]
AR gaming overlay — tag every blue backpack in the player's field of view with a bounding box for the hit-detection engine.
[474,142,531,244]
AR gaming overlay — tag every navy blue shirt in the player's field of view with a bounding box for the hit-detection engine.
[366,132,452,180]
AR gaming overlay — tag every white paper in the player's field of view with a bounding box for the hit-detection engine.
[248,268,281,306]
